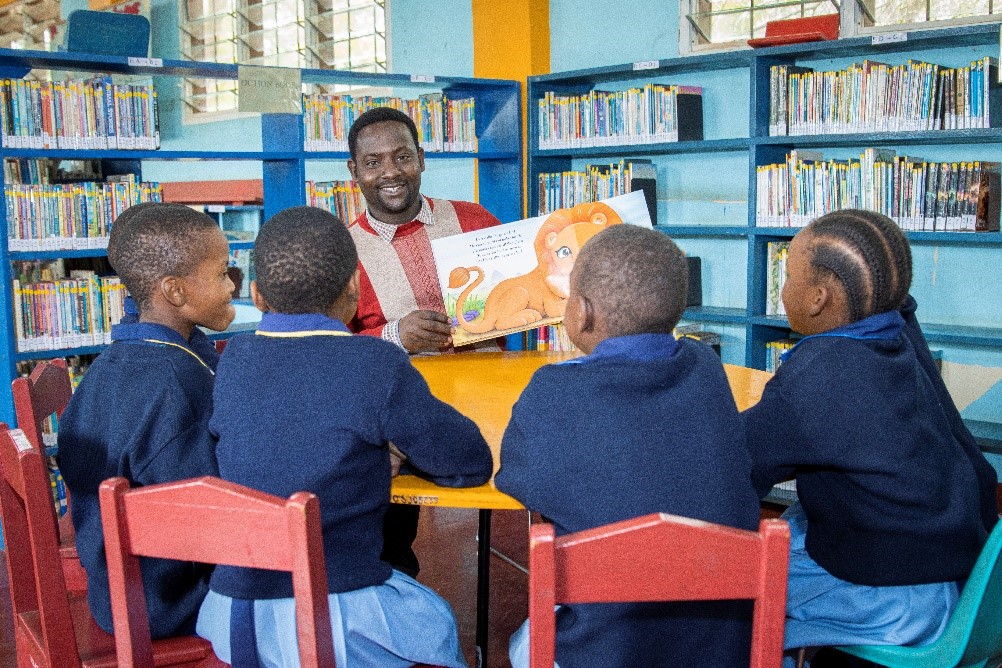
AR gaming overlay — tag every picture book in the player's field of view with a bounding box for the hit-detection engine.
[431,190,653,347]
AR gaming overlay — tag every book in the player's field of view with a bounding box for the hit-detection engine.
[431,190,654,347]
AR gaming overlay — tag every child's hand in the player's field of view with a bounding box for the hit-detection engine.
[389,442,407,478]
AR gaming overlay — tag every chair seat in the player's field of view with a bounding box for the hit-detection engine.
[16,592,218,668]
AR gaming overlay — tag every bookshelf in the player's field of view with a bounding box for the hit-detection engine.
[527,22,1002,374]
[0,48,522,425]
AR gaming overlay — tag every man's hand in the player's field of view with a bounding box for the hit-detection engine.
[398,310,452,353]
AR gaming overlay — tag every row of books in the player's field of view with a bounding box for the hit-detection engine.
[537,159,656,215]
[756,149,1002,231]
[0,78,161,150]
[537,84,703,150]
[305,179,365,224]
[765,338,797,373]
[6,179,163,250]
[303,93,477,153]
[12,262,126,352]
[765,241,789,317]
[524,324,577,352]
[769,57,999,136]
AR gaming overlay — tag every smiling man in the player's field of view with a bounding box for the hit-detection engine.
[346,106,502,355]
[345,106,502,578]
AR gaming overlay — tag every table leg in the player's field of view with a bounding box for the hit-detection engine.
[476,508,492,668]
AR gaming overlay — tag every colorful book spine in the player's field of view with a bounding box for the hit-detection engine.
[0,78,159,150]
[305,180,366,224]
[536,160,635,214]
[6,181,162,251]
[755,148,1001,232]
[769,57,997,136]
[302,92,476,153]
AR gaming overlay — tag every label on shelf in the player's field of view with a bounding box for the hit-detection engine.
[871,32,907,45]
[410,74,436,83]
[207,205,227,213]
[127,57,164,68]
[632,60,660,71]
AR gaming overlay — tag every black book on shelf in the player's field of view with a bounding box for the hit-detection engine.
[677,88,704,141]
[629,159,658,223]
[686,256,702,307]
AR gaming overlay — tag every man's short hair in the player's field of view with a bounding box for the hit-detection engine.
[348,107,420,159]
[108,202,220,310]
[573,225,688,337]
[254,206,358,314]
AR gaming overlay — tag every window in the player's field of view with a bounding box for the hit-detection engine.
[179,0,386,118]
[0,0,62,51]
[681,0,1002,52]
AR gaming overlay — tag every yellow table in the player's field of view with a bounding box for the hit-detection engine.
[389,350,772,666]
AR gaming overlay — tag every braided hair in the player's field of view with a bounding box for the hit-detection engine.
[803,209,912,323]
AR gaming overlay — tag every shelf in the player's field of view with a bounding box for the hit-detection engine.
[656,225,752,237]
[10,249,109,260]
[0,149,302,160]
[755,128,1002,148]
[919,323,1002,347]
[528,51,751,86]
[532,138,749,158]
[680,306,748,324]
[303,150,519,161]
[749,228,1002,245]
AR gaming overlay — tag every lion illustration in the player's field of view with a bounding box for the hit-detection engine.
[448,201,624,335]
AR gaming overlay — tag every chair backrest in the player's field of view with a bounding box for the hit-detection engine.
[99,475,335,668]
[12,358,72,452]
[528,513,790,668]
[941,517,1002,666]
[0,427,81,667]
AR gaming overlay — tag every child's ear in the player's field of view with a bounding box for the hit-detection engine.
[159,276,186,308]
[250,281,269,313]
[578,294,596,333]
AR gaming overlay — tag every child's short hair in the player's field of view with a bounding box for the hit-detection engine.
[108,202,220,310]
[254,206,358,314]
[805,209,913,322]
[348,107,420,159]
[574,225,688,337]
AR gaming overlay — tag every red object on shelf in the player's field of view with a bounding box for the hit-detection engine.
[161,179,264,205]
[747,14,839,48]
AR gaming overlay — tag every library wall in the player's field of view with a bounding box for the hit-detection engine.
[135,0,477,202]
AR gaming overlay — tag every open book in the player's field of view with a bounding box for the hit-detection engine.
[431,190,653,347]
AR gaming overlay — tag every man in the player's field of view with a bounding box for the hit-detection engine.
[346,106,503,576]
[346,106,502,353]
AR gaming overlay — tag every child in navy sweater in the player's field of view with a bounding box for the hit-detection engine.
[495,225,761,668]
[58,203,235,638]
[743,209,998,665]
[197,206,493,668]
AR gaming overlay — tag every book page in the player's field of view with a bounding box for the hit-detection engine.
[432,190,653,347]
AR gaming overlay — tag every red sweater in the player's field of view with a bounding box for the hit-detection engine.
[348,198,501,342]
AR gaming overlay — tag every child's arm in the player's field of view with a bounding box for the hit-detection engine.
[743,379,807,499]
[380,358,492,488]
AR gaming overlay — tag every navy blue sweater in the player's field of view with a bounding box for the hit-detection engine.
[58,322,219,638]
[495,334,760,668]
[745,305,998,586]
[208,313,492,599]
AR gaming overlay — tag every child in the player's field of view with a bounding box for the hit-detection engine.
[743,209,999,664]
[58,202,235,638]
[197,206,493,668]
[495,224,761,668]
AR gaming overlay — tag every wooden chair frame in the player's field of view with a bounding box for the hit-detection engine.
[528,513,790,668]
[100,475,335,668]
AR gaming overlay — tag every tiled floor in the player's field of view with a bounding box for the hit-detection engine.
[0,506,529,668]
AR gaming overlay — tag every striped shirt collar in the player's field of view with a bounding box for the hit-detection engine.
[256,312,351,336]
[366,196,435,242]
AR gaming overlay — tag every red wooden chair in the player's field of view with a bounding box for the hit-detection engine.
[0,427,219,668]
[528,513,791,668]
[11,357,86,591]
[100,475,335,668]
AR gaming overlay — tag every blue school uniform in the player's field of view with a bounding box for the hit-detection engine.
[495,334,761,668]
[198,312,492,668]
[744,302,998,656]
[57,321,219,638]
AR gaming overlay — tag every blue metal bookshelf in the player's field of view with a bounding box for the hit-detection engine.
[0,48,522,425]
[527,22,1002,374]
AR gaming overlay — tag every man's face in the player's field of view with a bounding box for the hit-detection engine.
[348,120,426,226]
